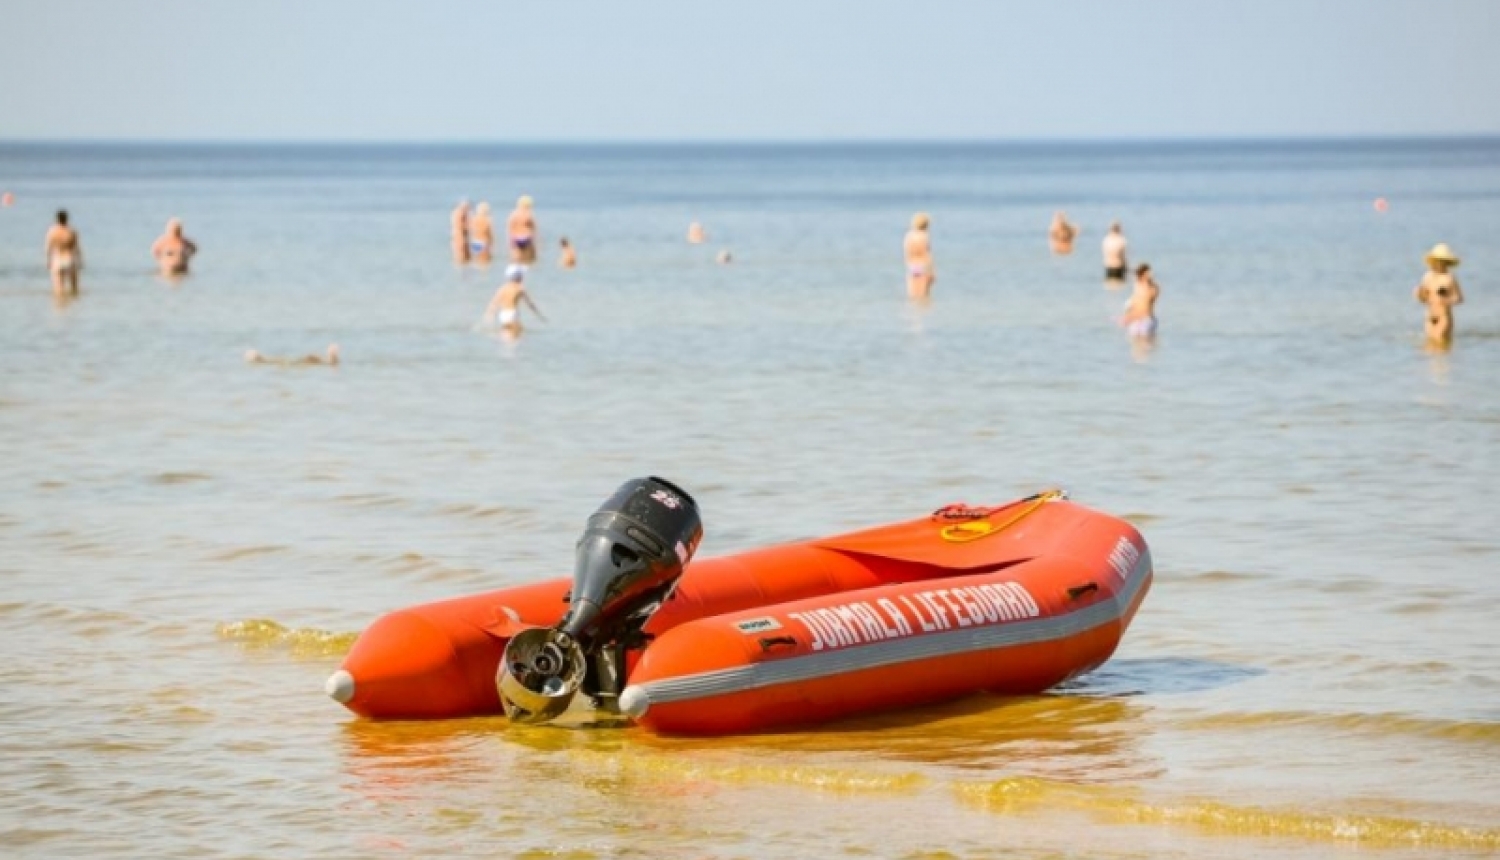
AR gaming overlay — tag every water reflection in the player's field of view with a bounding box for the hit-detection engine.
[1061,657,1265,697]
[627,693,1162,782]
[1426,348,1452,385]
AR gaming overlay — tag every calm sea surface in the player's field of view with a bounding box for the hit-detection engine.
[2,141,1498,859]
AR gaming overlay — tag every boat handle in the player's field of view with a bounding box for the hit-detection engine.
[1066,582,1099,600]
[759,636,799,652]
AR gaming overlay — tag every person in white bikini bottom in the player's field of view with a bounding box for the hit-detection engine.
[45,209,83,297]
[484,264,545,334]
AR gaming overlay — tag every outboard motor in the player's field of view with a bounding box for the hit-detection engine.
[498,477,702,723]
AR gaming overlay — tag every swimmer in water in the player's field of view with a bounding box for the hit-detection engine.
[244,344,341,367]
[483,264,546,336]
[687,222,706,244]
[1121,263,1159,341]
[1414,243,1464,348]
[903,212,934,299]
[1102,221,1129,288]
[151,218,198,279]
[470,202,494,265]
[558,236,576,269]
[1049,211,1078,255]
[508,196,538,265]
[451,200,471,264]
[44,209,82,297]
[716,249,733,265]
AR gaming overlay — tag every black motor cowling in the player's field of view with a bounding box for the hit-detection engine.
[561,476,702,647]
[498,477,702,724]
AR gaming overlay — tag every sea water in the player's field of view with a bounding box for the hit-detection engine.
[1,140,1498,858]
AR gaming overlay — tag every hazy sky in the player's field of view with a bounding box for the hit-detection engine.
[2,0,1497,141]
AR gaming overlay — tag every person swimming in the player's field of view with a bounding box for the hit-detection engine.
[1121,263,1159,340]
[687,222,706,244]
[558,236,576,269]
[1102,221,1129,288]
[483,264,545,335]
[451,200,471,264]
[1049,211,1078,255]
[1414,243,1464,348]
[151,218,198,278]
[44,209,82,297]
[508,196,537,264]
[470,202,494,264]
[245,344,341,367]
[903,212,934,299]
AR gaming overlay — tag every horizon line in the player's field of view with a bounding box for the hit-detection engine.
[3,133,1500,148]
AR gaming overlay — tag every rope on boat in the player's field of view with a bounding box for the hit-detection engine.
[932,488,1067,543]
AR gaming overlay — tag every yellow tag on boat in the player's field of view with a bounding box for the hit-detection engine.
[940,522,995,542]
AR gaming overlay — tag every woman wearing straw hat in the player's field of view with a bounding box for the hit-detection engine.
[1415,243,1465,347]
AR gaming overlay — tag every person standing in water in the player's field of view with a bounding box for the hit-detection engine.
[1415,243,1464,348]
[484,264,546,336]
[687,222,706,244]
[904,212,934,299]
[508,196,538,265]
[151,218,198,278]
[451,200,471,264]
[558,237,577,269]
[45,210,83,297]
[1121,263,1159,341]
[1102,221,1129,288]
[1049,211,1078,255]
[470,202,495,265]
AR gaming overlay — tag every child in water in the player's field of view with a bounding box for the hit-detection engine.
[1415,243,1464,348]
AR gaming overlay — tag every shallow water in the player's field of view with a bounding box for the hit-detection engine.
[2,140,1498,858]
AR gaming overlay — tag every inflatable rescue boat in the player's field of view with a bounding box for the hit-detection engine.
[328,479,1152,735]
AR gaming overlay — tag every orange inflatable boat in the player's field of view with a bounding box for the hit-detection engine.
[329,484,1152,735]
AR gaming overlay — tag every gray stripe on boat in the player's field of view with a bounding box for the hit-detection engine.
[627,549,1152,708]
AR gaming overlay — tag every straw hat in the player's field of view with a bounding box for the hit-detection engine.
[1425,243,1460,267]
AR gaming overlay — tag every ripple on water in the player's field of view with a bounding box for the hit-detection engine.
[216,619,357,659]
[1174,569,1268,585]
[956,776,1500,850]
[434,502,536,524]
[379,552,484,584]
[4,601,143,637]
[208,544,289,563]
[1174,708,1500,745]
[148,471,213,485]
[333,492,413,510]
[565,747,928,795]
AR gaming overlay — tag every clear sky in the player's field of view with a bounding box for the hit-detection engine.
[2,0,1497,141]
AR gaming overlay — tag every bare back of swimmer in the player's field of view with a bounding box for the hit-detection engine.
[483,265,545,335]
[45,210,82,297]
[1049,211,1078,255]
